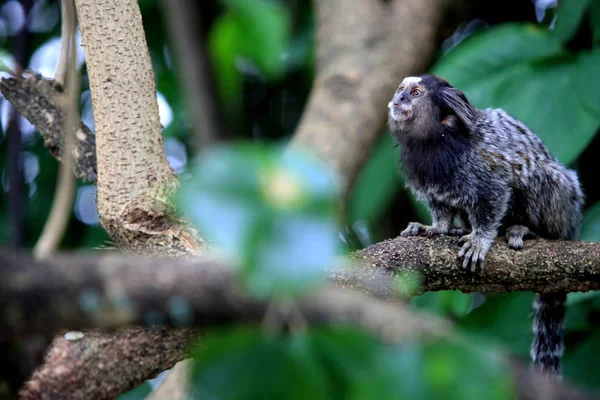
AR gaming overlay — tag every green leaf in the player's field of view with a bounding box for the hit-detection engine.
[116,382,152,400]
[591,0,600,43]
[348,134,402,223]
[432,23,600,164]
[0,50,15,73]
[189,326,514,400]
[459,292,535,357]
[575,47,600,118]
[553,0,591,42]
[563,330,600,390]
[579,201,600,241]
[411,291,472,318]
[347,133,431,227]
[178,142,340,299]
[208,0,291,111]
[190,326,330,400]
[208,14,244,110]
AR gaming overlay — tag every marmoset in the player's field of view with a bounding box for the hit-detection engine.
[387,74,584,379]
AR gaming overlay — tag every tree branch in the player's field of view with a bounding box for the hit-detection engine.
[19,327,197,400]
[290,0,454,195]
[73,0,204,255]
[346,236,600,295]
[1,248,597,400]
[33,21,79,259]
[0,72,97,181]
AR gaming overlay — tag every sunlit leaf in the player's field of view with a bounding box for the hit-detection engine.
[552,0,591,42]
[209,0,291,110]
[178,142,340,299]
[431,23,600,164]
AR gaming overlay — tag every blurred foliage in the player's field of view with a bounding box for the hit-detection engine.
[1,0,600,398]
[178,142,340,299]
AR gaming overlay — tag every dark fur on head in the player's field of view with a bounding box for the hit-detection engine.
[388,73,584,380]
[387,74,477,145]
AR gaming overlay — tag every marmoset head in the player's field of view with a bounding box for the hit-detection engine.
[387,74,476,143]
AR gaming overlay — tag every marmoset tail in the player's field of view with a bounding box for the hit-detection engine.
[387,74,583,379]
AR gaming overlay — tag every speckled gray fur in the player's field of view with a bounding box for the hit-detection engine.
[387,74,583,380]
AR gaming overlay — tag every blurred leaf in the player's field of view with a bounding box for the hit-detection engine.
[190,326,330,400]
[459,292,535,357]
[579,201,600,241]
[116,382,152,400]
[568,291,600,306]
[591,0,600,43]
[411,291,472,318]
[348,134,402,223]
[209,14,244,111]
[552,0,591,42]
[0,50,15,73]
[178,142,340,299]
[348,133,431,227]
[563,330,600,390]
[432,23,600,164]
[209,0,291,110]
[575,47,600,119]
[190,326,513,400]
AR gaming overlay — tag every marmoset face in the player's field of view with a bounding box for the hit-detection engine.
[387,76,425,125]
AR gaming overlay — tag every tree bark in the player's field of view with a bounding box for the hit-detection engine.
[290,0,453,196]
[73,0,203,255]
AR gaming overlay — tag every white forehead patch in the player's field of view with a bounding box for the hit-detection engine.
[401,76,421,85]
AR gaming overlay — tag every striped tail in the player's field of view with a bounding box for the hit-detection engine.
[530,293,567,379]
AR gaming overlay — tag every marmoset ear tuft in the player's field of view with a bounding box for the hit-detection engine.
[439,87,477,129]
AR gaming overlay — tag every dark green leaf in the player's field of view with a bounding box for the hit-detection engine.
[591,0,600,43]
[432,23,600,164]
[575,47,600,118]
[553,0,591,42]
[563,330,600,390]
[411,291,472,318]
[116,382,152,400]
[459,292,535,357]
[178,143,340,299]
[579,201,600,241]
[348,133,431,226]
[190,326,330,400]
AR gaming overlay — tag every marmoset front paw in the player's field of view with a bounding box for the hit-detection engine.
[401,222,448,237]
[458,233,493,272]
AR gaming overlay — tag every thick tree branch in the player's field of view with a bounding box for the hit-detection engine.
[1,248,597,400]
[0,72,97,181]
[290,0,454,195]
[73,0,204,255]
[19,327,197,400]
[347,236,600,294]
[0,250,445,341]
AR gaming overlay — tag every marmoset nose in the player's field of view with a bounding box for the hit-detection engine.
[399,95,405,101]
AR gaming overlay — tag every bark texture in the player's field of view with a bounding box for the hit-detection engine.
[0,72,97,181]
[291,0,452,195]
[74,0,203,255]
[19,328,197,400]
[0,250,446,341]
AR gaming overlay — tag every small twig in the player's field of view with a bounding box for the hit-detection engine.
[53,0,76,86]
[33,17,80,259]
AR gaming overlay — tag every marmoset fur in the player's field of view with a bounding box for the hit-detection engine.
[387,74,584,379]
